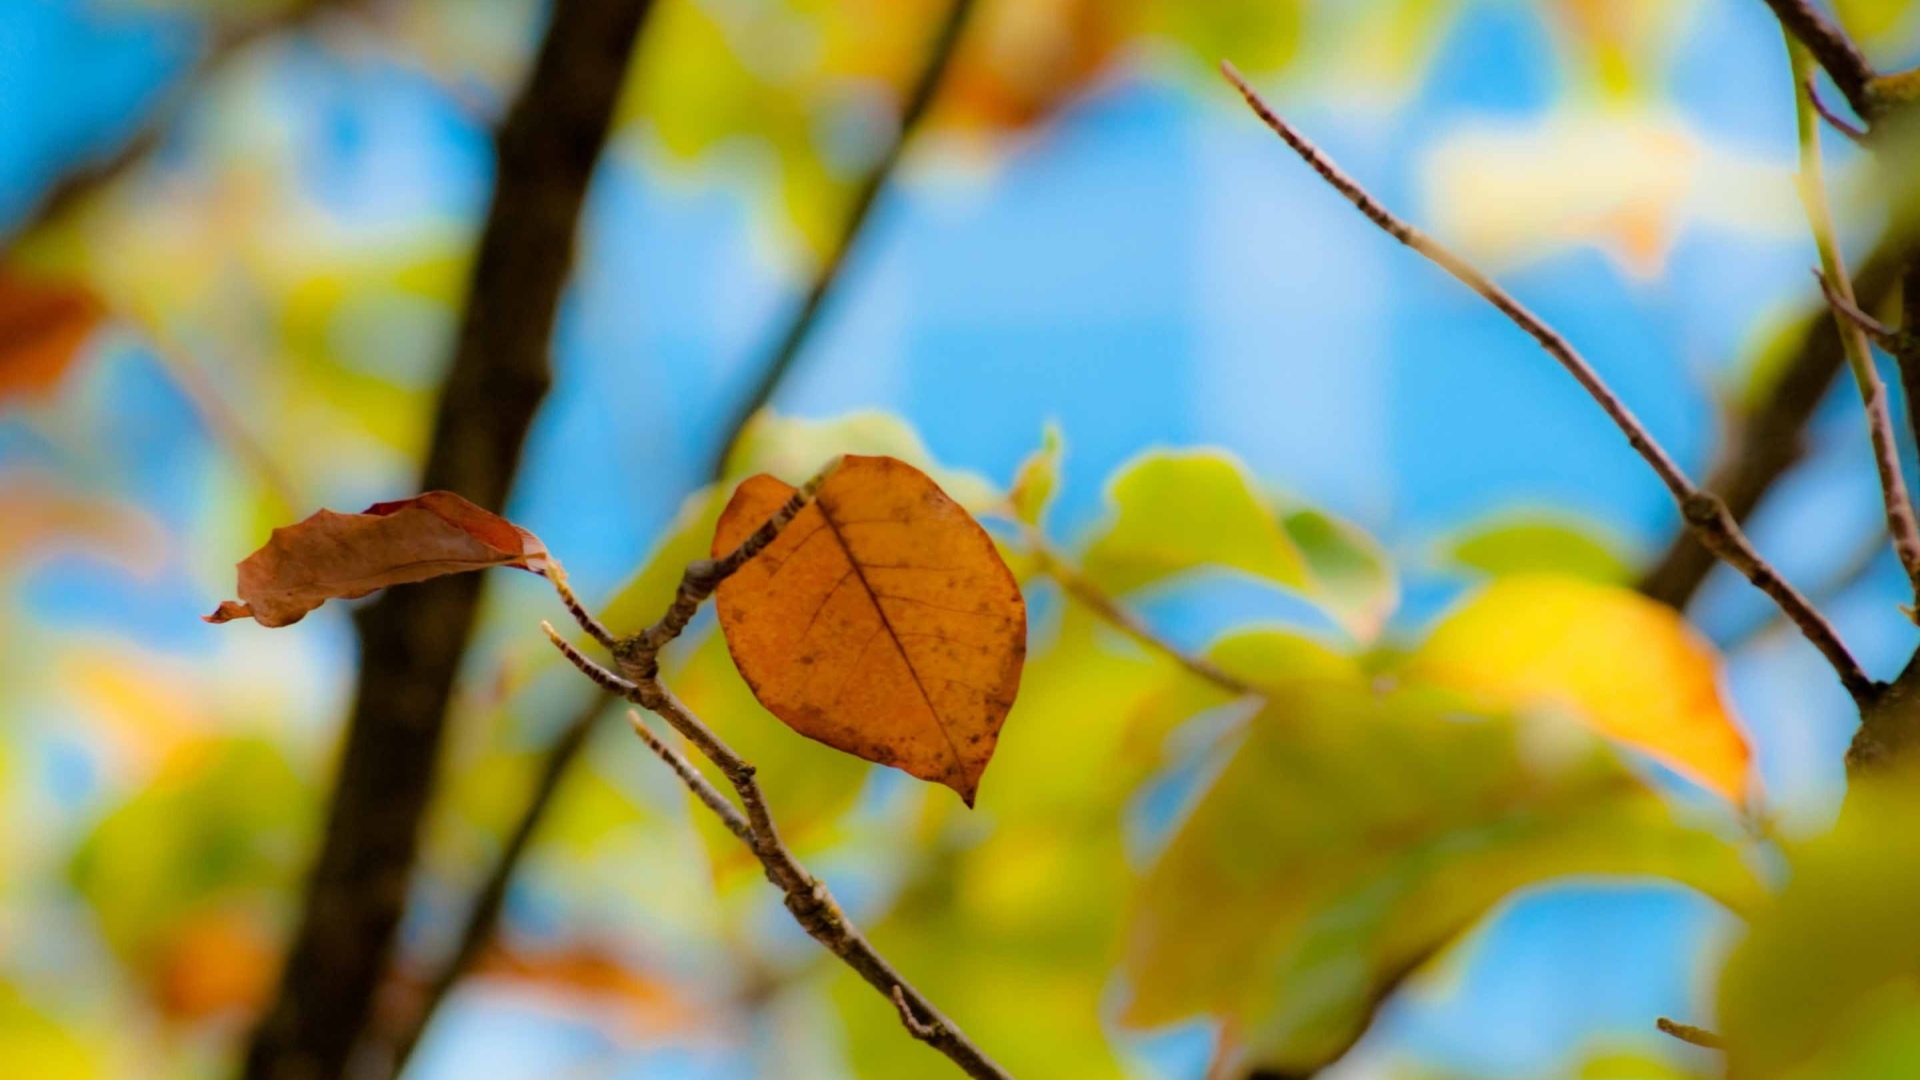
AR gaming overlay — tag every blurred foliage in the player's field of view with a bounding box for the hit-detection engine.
[18,0,1920,1076]
[1442,513,1635,585]
[1719,772,1920,1079]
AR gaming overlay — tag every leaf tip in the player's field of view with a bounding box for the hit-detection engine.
[203,601,253,625]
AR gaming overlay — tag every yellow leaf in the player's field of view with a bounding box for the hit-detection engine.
[1406,573,1750,803]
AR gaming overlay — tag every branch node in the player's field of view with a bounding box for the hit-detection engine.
[1680,492,1725,528]
[1219,59,1871,704]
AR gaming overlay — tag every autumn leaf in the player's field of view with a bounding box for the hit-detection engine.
[712,455,1026,805]
[1405,573,1751,804]
[205,491,549,627]
[0,267,105,405]
[472,941,707,1038]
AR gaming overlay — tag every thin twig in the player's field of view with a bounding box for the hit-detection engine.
[547,560,617,651]
[544,641,1013,1078]
[1220,61,1876,705]
[1025,533,1255,697]
[144,331,301,516]
[538,476,1015,1079]
[1656,1017,1726,1050]
[1639,236,1913,609]
[1725,520,1890,653]
[1790,46,1920,602]
[1820,270,1902,349]
[1808,79,1871,144]
[704,0,978,481]
[609,459,839,680]
[1762,0,1880,122]
[625,709,752,842]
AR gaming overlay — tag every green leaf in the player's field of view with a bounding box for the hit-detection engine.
[1443,514,1634,584]
[1839,0,1920,44]
[1719,776,1920,1078]
[1282,505,1398,642]
[723,409,1001,510]
[1080,449,1309,595]
[1121,683,1760,1075]
[1009,423,1063,528]
[1142,0,1304,75]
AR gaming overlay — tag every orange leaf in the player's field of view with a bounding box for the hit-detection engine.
[712,455,1027,805]
[1407,573,1751,804]
[205,491,549,627]
[153,908,279,1022]
[0,267,105,405]
[474,942,706,1038]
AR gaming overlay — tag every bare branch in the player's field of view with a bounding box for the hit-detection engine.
[1807,78,1870,143]
[1726,520,1889,654]
[547,560,618,650]
[542,640,1016,1078]
[1790,45,1920,602]
[612,458,839,680]
[1761,0,1879,121]
[390,6,990,1048]
[1819,270,1902,349]
[538,481,1016,1079]
[625,709,752,841]
[1656,1017,1727,1050]
[1639,238,1912,609]
[705,0,978,481]
[1220,61,1877,704]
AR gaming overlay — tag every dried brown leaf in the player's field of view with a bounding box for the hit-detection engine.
[205,491,548,627]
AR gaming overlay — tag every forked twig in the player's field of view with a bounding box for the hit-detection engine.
[1219,61,1875,704]
[542,463,1014,1080]
[1763,0,1880,122]
[1790,45,1920,605]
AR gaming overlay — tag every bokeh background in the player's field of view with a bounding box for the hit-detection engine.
[6,0,1920,1076]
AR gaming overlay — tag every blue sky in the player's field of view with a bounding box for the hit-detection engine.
[6,0,1915,1076]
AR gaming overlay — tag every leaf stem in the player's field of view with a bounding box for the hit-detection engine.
[1219,61,1876,705]
[1656,1016,1726,1050]
[1025,532,1256,698]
